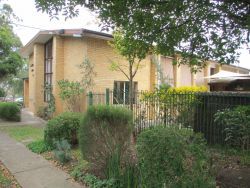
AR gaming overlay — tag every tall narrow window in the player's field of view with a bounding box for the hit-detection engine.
[44,39,53,102]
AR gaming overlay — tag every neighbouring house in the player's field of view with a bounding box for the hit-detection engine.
[21,28,249,115]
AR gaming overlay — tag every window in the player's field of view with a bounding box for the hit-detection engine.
[44,39,53,102]
[210,68,215,75]
[113,81,138,104]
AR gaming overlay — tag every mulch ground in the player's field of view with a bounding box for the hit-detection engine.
[0,161,21,188]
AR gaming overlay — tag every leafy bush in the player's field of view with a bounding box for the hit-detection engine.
[83,174,116,188]
[141,86,206,128]
[79,105,133,177]
[53,139,72,164]
[137,126,215,188]
[44,112,81,148]
[214,106,250,149]
[0,102,21,121]
[58,79,85,112]
[37,106,49,120]
[27,140,51,154]
[70,160,89,182]
[0,88,6,97]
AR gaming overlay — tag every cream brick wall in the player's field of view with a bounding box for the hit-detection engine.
[52,36,65,114]
[27,34,249,114]
[85,37,152,92]
[28,53,35,113]
[28,44,45,114]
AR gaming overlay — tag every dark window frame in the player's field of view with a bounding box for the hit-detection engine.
[44,39,53,102]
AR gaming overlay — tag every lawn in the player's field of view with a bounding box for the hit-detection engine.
[0,125,44,144]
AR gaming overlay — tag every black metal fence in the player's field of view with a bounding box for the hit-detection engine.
[86,90,250,145]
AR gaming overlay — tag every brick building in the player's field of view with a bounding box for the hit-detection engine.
[21,29,249,115]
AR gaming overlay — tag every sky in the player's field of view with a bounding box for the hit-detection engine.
[3,0,250,69]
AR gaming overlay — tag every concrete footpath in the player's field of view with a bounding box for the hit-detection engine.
[0,132,84,188]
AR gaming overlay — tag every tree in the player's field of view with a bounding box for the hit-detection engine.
[58,58,96,112]
[110,31,149,110]
[0,3,23,80]
[0,61,28,99]
[35,0,249,66]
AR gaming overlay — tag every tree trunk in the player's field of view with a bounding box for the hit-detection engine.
[129,63,133,111]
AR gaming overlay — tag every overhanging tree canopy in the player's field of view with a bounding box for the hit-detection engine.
[0,3,23,80]
[35,0,250,66]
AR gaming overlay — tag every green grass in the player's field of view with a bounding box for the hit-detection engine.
[0,125,44,144]
[0,169,12,187]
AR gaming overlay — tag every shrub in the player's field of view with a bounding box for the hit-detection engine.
[53,139,72,164]
[79,105,133,177]
[44,112,81,148]
[0,88,6,97]
[141,86,206,128]
[0,102,21,121]
[37,106,49,120]
[27,140,51,154]
[214,106,250,149]
[137,126,215,188]
[83,174,116,188]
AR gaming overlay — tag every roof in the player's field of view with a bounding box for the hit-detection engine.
[20,28,113,57]
[205,70,250,83]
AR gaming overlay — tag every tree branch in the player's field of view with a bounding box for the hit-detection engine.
[132,60,142,78]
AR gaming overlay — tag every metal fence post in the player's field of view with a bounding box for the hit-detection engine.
[88,91,93,106]
[106,88,110,105]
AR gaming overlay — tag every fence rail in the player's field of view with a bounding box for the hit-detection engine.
[86,90,250,145]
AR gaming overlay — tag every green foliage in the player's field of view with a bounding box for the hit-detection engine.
[214,106,250,150]
[53,139,72,164]
[0,168,12,188]
[44,112,81,148]
[0,3,23,80]
[79,105,133,177]
[83,174,116,188]
[0,88,6,97]
[0,102,20,121]
[35,0,249,65]
[70,161,87,181]
[44,83,55,118]
[141,86,207,128]
[37,106,50,120]
[58,79,84,112]
[27,140,51,154]
[137,126,215,188]
[109,31,148,109]
[79,58,96,90]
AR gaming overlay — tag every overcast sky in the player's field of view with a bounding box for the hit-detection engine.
[3,0,250,69]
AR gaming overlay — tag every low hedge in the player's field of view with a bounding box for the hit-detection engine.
[44,112,81,148]
[137,126,215,187]
[0,102,21,121]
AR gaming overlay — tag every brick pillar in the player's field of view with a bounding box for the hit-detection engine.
[173,55,181,87]
[149,56,156,91]
[204,62,210,90]
[33,43,45,114]
[23,79,29,108]
[215,64,222,73]
[191,71,196,86]
[52,36,64,115]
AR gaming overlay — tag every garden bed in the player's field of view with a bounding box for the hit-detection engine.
[0,161,21,188]
[1,122,250,187]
